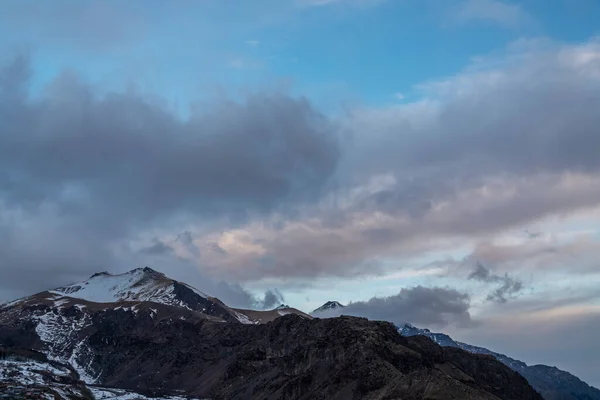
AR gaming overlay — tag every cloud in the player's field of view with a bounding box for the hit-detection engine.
[208,282,286,310]
[462,228,600,275]
[0,55,339,301]
[468,262,524,303]
[184,172,600,281]
[159,38,600,282]
[0,57,339,227]
[315,286,472,328]
[454,0,533,28]
[140,240,174,256]
[260,288,285,309]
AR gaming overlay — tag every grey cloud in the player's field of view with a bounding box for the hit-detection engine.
[468,262,524,303]
[0,59,338,228]
[1,59,337,220]
[0,55,338,300]
[468,262,494,281]
[260,288,285,309]
[210,282,284,310]
[315,286,472,328]
[140,240,174,256]
[348,42,600,189]
[140,232,200,257]
[202,282,285,310]
[0,214,118,302]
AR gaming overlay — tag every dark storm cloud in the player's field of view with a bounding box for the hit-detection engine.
[315,286,472,328]
[468,262,524,303]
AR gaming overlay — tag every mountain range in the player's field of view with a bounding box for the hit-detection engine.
[0,267,584,399]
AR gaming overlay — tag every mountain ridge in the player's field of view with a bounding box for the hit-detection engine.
[0,267,545,399]
[400,323,600,400]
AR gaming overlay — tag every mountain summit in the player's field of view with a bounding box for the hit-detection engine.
[312,300,345,313]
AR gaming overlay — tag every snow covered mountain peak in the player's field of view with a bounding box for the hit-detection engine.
[51,267,208,305]
[312,300,345,313]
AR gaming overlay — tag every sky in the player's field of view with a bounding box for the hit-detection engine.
[1,0,599,388]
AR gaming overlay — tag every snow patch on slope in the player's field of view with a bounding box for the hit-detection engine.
[90,387,208,399]
[0,359,71,384]
[34,309,97,383]
[233,311,256,324]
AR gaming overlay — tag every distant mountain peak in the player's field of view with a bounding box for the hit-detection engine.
[274,304,290,310]
[312,300,345,313]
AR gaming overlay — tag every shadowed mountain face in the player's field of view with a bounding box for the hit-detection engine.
[0,268,544,399]
[400,324,600,400]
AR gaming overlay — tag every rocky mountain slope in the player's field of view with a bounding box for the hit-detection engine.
[400,323,600,400]
[0,267,545,399]
[0,348,199,400]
